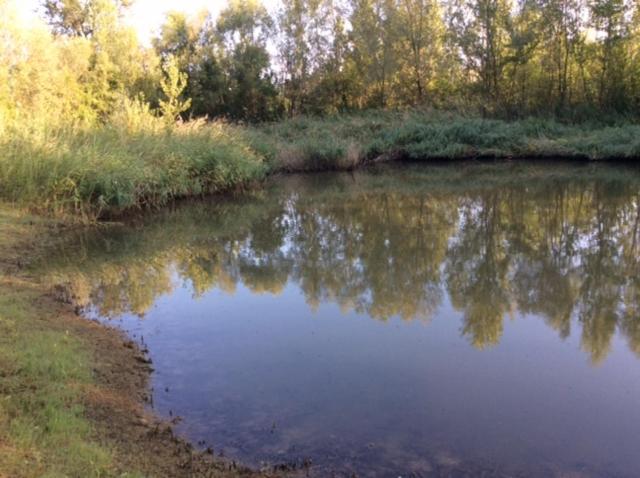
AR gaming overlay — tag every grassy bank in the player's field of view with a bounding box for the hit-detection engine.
[0,283,115,477]
[0,112,267,221]
[250,111,640,169]
[1,109,639,220]
[0,210,118,477]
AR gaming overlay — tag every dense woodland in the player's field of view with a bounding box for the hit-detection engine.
[2,0,640,123]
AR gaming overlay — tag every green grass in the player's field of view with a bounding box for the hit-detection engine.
[0,208,139,477]
[0,283,116,477]
[249,110,640,167]
[0,113,267,221]
[1,108,639,220]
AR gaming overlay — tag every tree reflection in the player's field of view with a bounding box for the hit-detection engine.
[41,165,640,363]
[445,192,510,348]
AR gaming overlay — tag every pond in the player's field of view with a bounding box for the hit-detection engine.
[42,162,640,477]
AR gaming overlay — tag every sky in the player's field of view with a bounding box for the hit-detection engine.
[15,0,281,45]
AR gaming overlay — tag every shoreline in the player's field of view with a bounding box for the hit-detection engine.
[0,208,291,477]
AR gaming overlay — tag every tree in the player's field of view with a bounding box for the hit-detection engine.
[531,0,584,114]
[395,0,447,104]
[589,0,630,111]
[216,0,281,121]
[629,1,640,111]
[42,0,132,37]
[30,0,640,121]
[1,0,96,122]
[277,0,341,114]
[308,8,355,113]
[40,0,159,119]
[448,0,514,112]
[153,10,206,68]
[159,55,191,121]
[154,10,224,116]
[349,0,398,108]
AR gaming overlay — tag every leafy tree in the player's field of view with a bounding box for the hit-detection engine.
[42,0,132,37]
[159,55,192,121]
[39,0,159,119]
[153,10,206,68]
[277,0,343,114]
[307,9,355,113]
[13,0,637,119]
[629,3,640,111]
[1,1,96,122]
[154,11,224,116]
[448,0,515,112]
[533,0,584,114]
[395,0,447,104]
[216,0,281,121]
[349,0,398,108]
[589,0,630,110]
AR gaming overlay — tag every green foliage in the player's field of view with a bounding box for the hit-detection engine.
[273,0,640,117]
[0,286,114,477]
[0,2,268,220]
[214,0,281,121]
[152,2,281,122]
[10,0,640,122]
[0,112,267,220]
[248,111,640,170]
[24,0,640,121]
[152,10,210,112]
[42,0,133,37]
[159,55,192,121]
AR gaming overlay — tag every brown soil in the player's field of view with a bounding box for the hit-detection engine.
[0,211,294,478]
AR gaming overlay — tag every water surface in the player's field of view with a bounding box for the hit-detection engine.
[43,162,640,477]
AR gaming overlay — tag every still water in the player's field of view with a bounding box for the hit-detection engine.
[43,162,640,477]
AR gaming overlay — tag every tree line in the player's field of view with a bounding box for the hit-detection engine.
[2,0,640,123]
[146,0,640,119]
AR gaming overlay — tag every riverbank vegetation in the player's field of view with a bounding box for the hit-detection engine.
[251,113,640,169]
[1,0,640,220]
[0,110,267,220]
[3,108,640,218]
